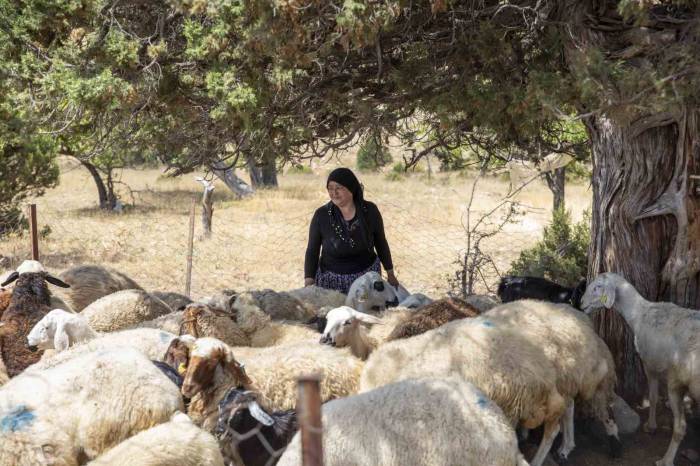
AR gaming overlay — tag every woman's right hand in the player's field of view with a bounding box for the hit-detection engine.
[304,277,315,287]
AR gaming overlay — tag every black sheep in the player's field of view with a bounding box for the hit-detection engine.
[497,275,587,309]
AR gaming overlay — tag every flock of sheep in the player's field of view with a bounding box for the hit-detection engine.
[0,260,697,466]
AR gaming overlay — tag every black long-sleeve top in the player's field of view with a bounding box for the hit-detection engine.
[304,201,394,277]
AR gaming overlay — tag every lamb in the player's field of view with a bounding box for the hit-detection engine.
[360,317,567,466]
[582,272,700,466]
[181,337,363,431]
[319,306,416,360]
[285,285,346,312]
[484,299,621,461]
[386,297,481,341]
[0,260,70,377]
[278,377,529,466]
[214,388,298,466]
[81,289,173,332]
[27,309,97,352]
[397,292,433,309]
[0,347,183,465]
[87,411,224,466]
[57,264,143,311]
[497,275,587,309]
[28,327,177,371]
[345,271,401,313]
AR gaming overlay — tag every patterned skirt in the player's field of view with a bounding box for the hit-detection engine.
[315,258,381,295]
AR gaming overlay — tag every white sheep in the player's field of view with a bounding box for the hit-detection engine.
[0,347,183,465]
[286,285,347,312]
[81,289,173,332]
[27,309,98,352]
[181,337,363,431]
[278,377,528,466]
[582,272,700,466]
[484,300,621,461]
[87,411,224,466]
[345,271,401,313]
[360,316,567,466]
[28,327,177,371]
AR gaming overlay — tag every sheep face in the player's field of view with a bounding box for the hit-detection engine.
[581,274,617,312]
[320,306,381,346]
[164,337,193,377]
[26,317,52,350]
[181,338,252,399]
[214,388,274,439]
[347,272,399,312]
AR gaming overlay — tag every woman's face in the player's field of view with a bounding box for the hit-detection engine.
[327,181,354,208]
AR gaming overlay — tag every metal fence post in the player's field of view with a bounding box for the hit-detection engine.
[28,204,39,260]
[297,374,323,466]
[185,197,196,297]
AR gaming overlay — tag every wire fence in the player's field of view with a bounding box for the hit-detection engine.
[0,188,547,301]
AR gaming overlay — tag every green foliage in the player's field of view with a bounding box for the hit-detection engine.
[287,163,312,175]
[356,135,392,172]
[508,208,590,287]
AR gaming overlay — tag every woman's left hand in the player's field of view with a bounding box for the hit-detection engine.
[386,270,399,287]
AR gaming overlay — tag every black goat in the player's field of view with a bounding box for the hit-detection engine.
[497,276,587,309]
[215,388,298,466]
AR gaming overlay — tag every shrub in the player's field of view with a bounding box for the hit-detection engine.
[507,207,590,287]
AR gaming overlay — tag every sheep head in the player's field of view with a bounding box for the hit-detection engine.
[581,273,618,313]
[346,271,400,312]
[214,388,275,441]
[2,260,70,289]
[181,337,253,399]
[320,306,381,347]
[164,335,195,377]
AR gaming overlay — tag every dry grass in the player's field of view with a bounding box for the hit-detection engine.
[0,156,592,300]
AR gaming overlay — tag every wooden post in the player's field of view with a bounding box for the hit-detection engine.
[185,197,196,297]
[27,204,39,260]
[298,374,323,466]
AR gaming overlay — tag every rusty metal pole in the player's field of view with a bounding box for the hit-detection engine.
[298,374,323,466]
[28,204,39,260]
[185,197,196,297]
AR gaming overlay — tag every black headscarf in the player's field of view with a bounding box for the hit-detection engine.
[326,168,370,249]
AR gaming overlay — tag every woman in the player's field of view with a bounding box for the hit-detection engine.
[304,167,399,294]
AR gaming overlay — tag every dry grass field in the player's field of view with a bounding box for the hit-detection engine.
[1,155,592,300]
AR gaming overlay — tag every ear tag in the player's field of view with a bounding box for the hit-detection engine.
[178,363,187,375]
[600,294,607,305]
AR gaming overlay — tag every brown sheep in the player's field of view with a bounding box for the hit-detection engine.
[58,264,142,311]
[0,260,70,377]
[0,287,11,320]
[385,297,481,341]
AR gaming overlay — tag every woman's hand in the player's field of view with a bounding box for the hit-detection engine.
[386,270,399,288]
[304,277,315,287]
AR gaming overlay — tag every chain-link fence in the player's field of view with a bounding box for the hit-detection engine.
[0,172,554,301]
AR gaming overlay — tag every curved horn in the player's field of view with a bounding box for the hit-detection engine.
[249,401,275,426]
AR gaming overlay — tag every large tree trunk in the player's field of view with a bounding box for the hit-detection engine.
[246,151,278,188]
[585,110,700,404]
[560,2,700,405]
[544,167,566,213]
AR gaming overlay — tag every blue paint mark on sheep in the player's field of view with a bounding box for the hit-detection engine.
[476,396,489,408]
[481,319,495,328]
[1,406,35,432]
[159,332,171,343]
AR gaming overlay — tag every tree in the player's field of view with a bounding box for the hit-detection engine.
[168,0,697,403]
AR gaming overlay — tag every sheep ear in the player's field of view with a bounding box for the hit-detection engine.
[249,401,275,426]
[1,272,18,287]
[601,282,616,309]
[351,310,382,325]
[54,322,70,351]
[45,275,70,288]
